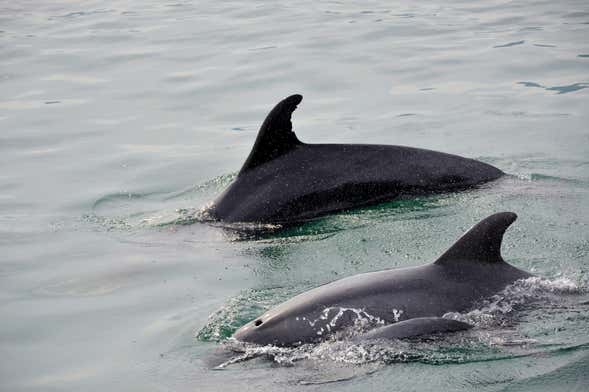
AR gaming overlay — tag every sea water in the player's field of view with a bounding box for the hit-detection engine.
[1,1,588,391]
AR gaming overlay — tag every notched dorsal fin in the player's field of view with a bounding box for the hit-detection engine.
[434,212,517,265]
[240,94,303,173]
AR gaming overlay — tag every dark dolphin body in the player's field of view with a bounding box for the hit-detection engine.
[232,212,533,346]
[209,94,504,225]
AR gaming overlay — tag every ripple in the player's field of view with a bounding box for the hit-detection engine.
[501,351,589,392]
[34,266,159,297]
[0,99,87,110]
[87,174,236,231]
[444,277,582,327]
[196,286,301,342]
[494,40,525,48]
[518,81,589,94]
[50,9,114,19]
[209,277,585,368]
[41,74,107,84]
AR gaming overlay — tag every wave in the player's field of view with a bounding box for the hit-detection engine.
[444,277,581,327]
[203,277,585,369]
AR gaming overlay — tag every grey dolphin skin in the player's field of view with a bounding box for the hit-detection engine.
[232,212,532,346]
[209,94,504,225]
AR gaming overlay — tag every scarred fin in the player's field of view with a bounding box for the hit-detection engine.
[240,94,303,173]
[434,212,517,265]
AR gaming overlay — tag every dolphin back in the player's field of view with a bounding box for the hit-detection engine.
[211,95,505,224]
[230,212,534,346]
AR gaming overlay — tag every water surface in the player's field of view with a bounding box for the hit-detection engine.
[1,0,589,391]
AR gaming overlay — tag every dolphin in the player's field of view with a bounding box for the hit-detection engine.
[208,94,504,225]
[232,212,532,346]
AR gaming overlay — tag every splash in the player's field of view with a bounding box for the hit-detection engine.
[212,306,452,368]
[215,335,481,368]
[443,277,581,327]
[85,174,238,231]
[211,277,584,368]
[304,307,387,337]
[196,287,300,342]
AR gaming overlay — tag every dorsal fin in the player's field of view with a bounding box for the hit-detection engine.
[239,94,303,173]
[434,212,517,266]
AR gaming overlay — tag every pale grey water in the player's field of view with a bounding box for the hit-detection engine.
[1,0,589,391]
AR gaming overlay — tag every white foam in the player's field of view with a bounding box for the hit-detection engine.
[443,277,581,327]
[217,277,583,367]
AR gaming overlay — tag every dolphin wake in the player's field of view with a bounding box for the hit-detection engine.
[201,277,583,368]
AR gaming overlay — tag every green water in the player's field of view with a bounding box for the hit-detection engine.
[1,0,588,391]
